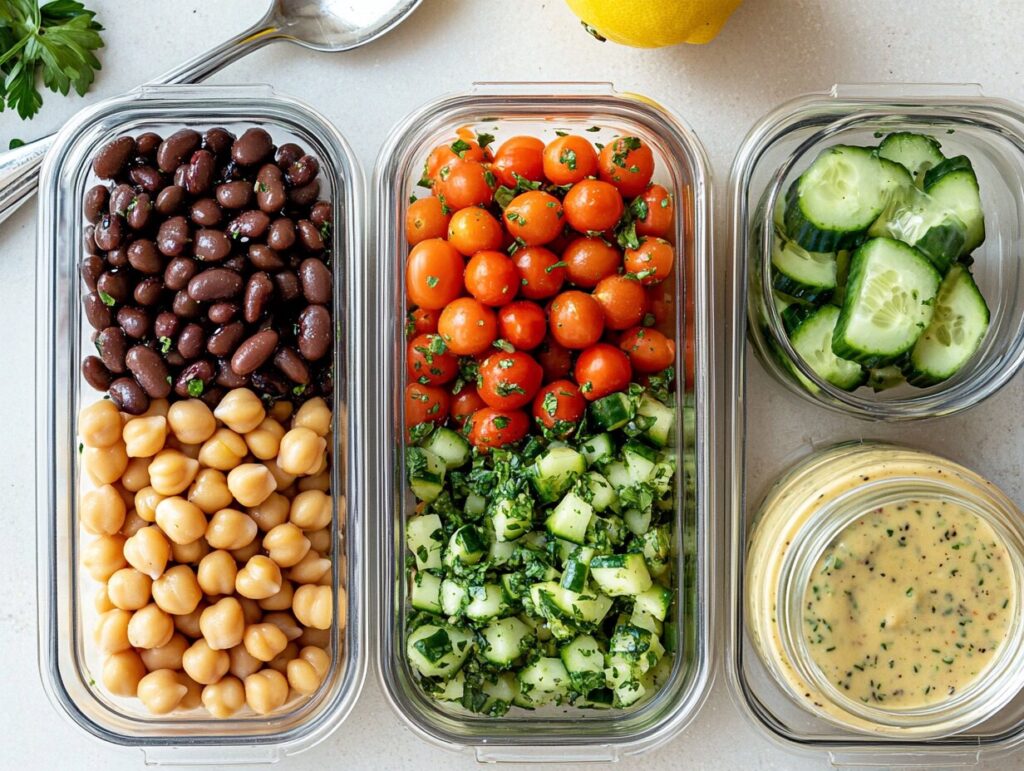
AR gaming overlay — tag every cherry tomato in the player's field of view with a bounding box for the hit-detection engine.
[464,250,519,307]
[598,137,655,198]
[562,236,622,289]
[504,191,564,246]
[405,197,452,245]
[447,207,503,255]
[635,184,674,239]
[512,246,566,300]
[406,307,439,337]
[619,326,675,374]
[407,333,458,385]
[406,238,464,310]
[437,297,498,355]
[542,135,599,185]
[549,290,605,350]
[562,179,624,234]
[425,140,488,183]
[532,379,586,436]
[478,351,544,410]
[645,281,674,332]
[467,407,530,451]
[537,338,573,382]
[593,274,649,330]
[451,384,487,427]
[435,159,496,210]
[498,301,547,350]
[624,237,674,285]
[405,382,450,430]
[491,135,545,188]
[574,343,632,401]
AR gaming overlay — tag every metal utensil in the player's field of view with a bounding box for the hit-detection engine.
[0,0,421,225]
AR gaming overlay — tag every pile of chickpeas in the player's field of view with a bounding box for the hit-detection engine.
[78,387,342,718]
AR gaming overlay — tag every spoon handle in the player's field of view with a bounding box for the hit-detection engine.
[153,23,280,85]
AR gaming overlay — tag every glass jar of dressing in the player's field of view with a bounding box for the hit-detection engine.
[746,442,1024,738]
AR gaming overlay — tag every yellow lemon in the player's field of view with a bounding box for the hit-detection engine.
[565,0,742,47]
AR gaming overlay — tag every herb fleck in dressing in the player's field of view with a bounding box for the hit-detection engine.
[803,500,1014,709]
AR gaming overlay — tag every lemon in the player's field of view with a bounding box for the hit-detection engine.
[565,0,742,47]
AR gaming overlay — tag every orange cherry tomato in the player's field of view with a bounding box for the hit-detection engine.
[562,236,622,289]
[562,179,624,234]
[548,290,605,350]
[542,135,599,185]
[405,382,450,431]
[437,297,498,356]
[425,140,488,183]
[592,274,648,330]
[624,237,674,285]
[405,197,452,245]
[478,351,544,410]
[537,338,573,382]
[467,407,530,451]
[619,326,676,374]
[492,135,545,188]
[451,385,487,427]
[645,281,675,333]
[407,333,458,385]
[512,246,566,300]
[598,136,655,198]
[406,307,439,337]
[574,343,632,401]
[447,207,503,255]
[635,184,674,239]
[498,301,547,350]
[406,239,464,310]
[464,250,519,307]
[504,191,564,246]
[435,159,496,210]
[532,379,585,436]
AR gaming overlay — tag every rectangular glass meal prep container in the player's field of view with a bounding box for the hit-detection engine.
[373,82,715,763]
[726,84,1024,766]
[34,84,367,765]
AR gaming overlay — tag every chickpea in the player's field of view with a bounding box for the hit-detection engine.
[228,643,263,680]
[198,428,248,471]
[244,418,285,460]
[298,625,331,649]
[121,457,152,492]
[264,458,297,490]
[206,509,257,551]
[180,442,204,460]
[293,397,331,437]
[174,601,207,639]
[197,550,238,596]
[187,468,233,514]
[127,603,175,649]
[152,564,202,615]
[289,489,332,531]
[277,427,325,476]
[244,669,289,715]
[267,642,298,674]
[227,463,277,508]
[181,638,230,685]
[262,524,310,569]
[243,622,289,662]
[177,672,204,710]
[167,399,217,445]
[123,526,170,579]
[80,484,127,535]
[262,611,302,642]
[102,649,148,697]
[137,669,187,715]
[297,469,330,493]
[154,496,207,546]
[269,400,293,423]
[120,509,149,538]
[212,388,265,432]
[134,486,163,522]
[258,580,295,612]
[287,550,330,585]
[107,568,152,611]
[287,646,330,695]
[230,540,262,564]
[80,400,123,448]
[292,584,333,630]
[200,596,245,650]
[114,482,136,509]
[238,596,264,626]
[171,536,210,565]
[141,398,170,419]
[248,492,290,532]
[123,415,168,458]
[82,533,127,582]
[140,633,189,672]
[83,442,129,486]
[305,527,331,555]
[94,608,132,653]
[202,675,246,719]
[336,586,347,630]
[148,449,200,496]
[95,585,115,613]
[235,555,282,600]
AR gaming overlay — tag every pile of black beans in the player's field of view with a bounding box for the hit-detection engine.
[80,126,335,415]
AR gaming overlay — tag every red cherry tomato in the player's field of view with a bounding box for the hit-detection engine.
[537,338,574,382]
[574,343,632,401]
[593,274,649,330]
[512,246,566,300]
[498,301,547,350]
[464,250,519,307]
[635,184,674,239]
[405,382,450,431]
[477,351,543,410]
[424,140,489,184]
[542,135,599,186]
[447,207,503,256]
[437,297,498,356]
[619,327,676,374]
[598,136,655,198]
[548,290,605,349]
[434,159,496,210]
[562,236,622,289]
[504,191,564,246]
[406,238,464,310]
[406,333,458,385]
[467,407,530,451]
[451,385,487,427]
[532,379,586,437]
[407,307,439,337]
[624,237,674,285]
[562,179,624,234]
[491,135,545,188]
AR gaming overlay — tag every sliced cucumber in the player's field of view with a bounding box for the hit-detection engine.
[422,427,471,469]
[831,249,852,307]
[867,364,906,392]
[636,394,674,449]
[832,237,940,367]
[410,571,443,614]
[579,432,614,466]
[634,585,674,621]
[906,264,990,386]
[406,514,444,571]
[530,581,613,628]
[531,446,586,503]
[441,578,468,616]
[877,132,944,184]
[560,555,591,592]
[590,553,653,597]
[623,440,658,485]
[517,657,570,706]
[788,305,866,390]
[490,494,534,542]
[771,233,838,302]
[481,616,533,667]
[925,158,985,254]
[560,634,606,695]
[407,447,446,502]
[584,471,618,513]
[603,460,631,491]
[589,392,635,431]
[446,525,486,565]
[407,624,474,678]
[868,184,966,273]
[545,491,594,545]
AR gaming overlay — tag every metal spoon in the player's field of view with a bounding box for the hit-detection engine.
[0,0,421,224]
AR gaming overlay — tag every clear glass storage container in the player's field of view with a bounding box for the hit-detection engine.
[35,84,366,764]
[727,85,1024,767]
[373,83,715,762]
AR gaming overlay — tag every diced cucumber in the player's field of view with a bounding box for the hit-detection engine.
[407,624,474,678]
[560,555,591,592]
[431,669,465,702]
[590,553,653,597]
[489,538,515,566]
[531,446,586,503]
[771,233,837,302]
[406,514,444,571]
[867,364,905,392]
[410,571,443,614]
[560,634,606,695]
[624,507,652,536]
[440,578,468,616]
[788,304,866,390]
[584,471,618,513]
[517,657,570,706]
[479,672,519,715]
[906,264,989,386]
[832,237,940,367]
[545,491,594,545]
[465,583,510,621]
[407,447,445,502]
[634,585,673,621]
[589,392,635,431]
[422,427,471,469]
[604,653,647,708]
[464,492,487,516]
[623,440,658,485]
[925,157,985,254]
[877,132,944,185]
[630,606,663,636]
[640,524,671,562]
[610,623,653,658]
[580,432,614,466]
[530,581,613,628]
[480,616,533,667]
[446,525,485,565]
[636,395,674,449]
[490,494,534,542]
[603,460,631,491]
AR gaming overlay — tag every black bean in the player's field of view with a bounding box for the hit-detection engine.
[177,323,206,360]
[275,143,303,170]
[185,149,216,195]
[126,345,171,398]
[208,302,238,324]
[216,180,253,210]
[255,164,286,212]
[273,346,309,384]
[96,326,128,373]
[289,179,320,207]
[190,198,222,227]
[135,132,163,158]
[129,165,163,193]
[309,201,332,229]
[231,329,279,375]
[243,272,274,323]
[231,128,274,166]
[188,267,243,301]
[296,219,324,252]
[84,185,109,224]
[164,256,197,290]
[228,210,270,239]
[83,292,114,330]
[97,271,131,303]
[249,244,285,271]
[299,257,332,304]
[267,218,296,251]
[80,255,104,291]
[174,359,215,397]
[155,185,186,216]
[94,214,124,251]
[157,129,201,173]
[117,307,151,339]
[153,311,180,340]
[203,127,235,156]
[93,136,135,179]
[207,322,245,358]
[157,216,191,256]
[126,193,153,230]
[82,356,113,391]
[273,270,301,302]
[172,289,201,318]
[109,377,150,415]
[127,239,163,274]
[285,155,319,188]
[194,229,232,262]
[297,304,331,361]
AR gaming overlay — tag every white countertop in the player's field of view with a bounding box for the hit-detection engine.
[3,0,1024,767]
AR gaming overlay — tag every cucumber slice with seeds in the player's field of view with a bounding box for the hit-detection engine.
[877,132,944,185]
[789,305,866,390]
[868,184,966,274]
[925,159,985,254]
[771,232,837,302]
